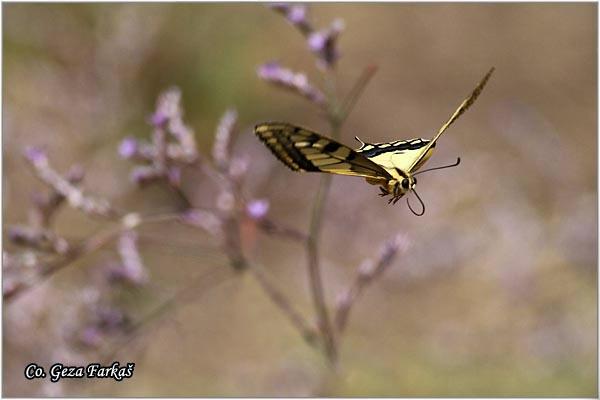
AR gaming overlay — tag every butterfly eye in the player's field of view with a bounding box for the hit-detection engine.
[401,178,410,189]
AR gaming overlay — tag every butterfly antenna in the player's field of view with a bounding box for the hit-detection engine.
[413,157,461,176]
[407,189,426,216]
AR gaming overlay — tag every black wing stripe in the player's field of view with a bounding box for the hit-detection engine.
[255,122,393,180]
[358,139,432,158]
[257,127,320,172]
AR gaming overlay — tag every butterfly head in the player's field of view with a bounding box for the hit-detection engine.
[384,175,417,204]
[401,176,417,192]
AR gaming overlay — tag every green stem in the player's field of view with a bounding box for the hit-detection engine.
[306,114,342,366]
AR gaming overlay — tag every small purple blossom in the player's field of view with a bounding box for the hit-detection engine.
[8,225,70,254]
[257,62,326,106]
[167,166,181,186]
[307,32,326,52]
[257,61,283,80]
[96,307,126,331]
[150,88,181,127]
[181,209,223,237]
[168,118,198,163]
[246,199,270,220]
[228,157,249,180]
[269,3,313,35]
[118,137,139,159]
[213,109,238,169]
[65,164,85,183]
[116,231,148,286]
[308,18,344,69]
[150,111,169,127]
[130,166,162,186]
[130,87,198,172]
[23,146,48,166]
[79,326,103,348]
[288,5,307,24]
[268,4,344,69]
[22,149,113,218]
[217,190,235,212]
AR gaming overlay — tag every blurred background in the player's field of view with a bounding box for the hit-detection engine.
[3,3,596,396]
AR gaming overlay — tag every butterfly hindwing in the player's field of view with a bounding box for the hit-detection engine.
[255,123,392,182]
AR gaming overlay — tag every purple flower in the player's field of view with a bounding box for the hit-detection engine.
[79,326,103,348]
[23,146,48,166]
[7,225,69,254]
[65,164,85,183]
[288,5,306,24]
[213,109,238,169]
[118,137,139,159]
[269,3,313,35]
[116,231,149,286]
[217,190,235,212]
[257,62,326,106]
[181,209,222,237]
[155,88,181,121]
[130,166,162,186]
[246,199,270,220]
[257,61,281,80]
[97,307,126,330]
[167,166,181,186]
[307,32,326,52]
[228,157,249,180]
[308,18,344,68]
[149,111,168,127]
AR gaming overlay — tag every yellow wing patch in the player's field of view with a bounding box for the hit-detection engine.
[357,138,435,176]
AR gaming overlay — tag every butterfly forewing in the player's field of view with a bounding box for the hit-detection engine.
[255,123,392,182]
[407,67,495,173]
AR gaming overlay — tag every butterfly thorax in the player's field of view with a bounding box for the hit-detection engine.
[378,174,417,204]
[356,137,429,203]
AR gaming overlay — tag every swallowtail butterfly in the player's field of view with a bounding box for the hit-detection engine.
[255,68,494,215]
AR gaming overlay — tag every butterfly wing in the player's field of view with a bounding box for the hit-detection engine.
[407,67,495,173]
[358,138,434,174]
[255,122,392,183]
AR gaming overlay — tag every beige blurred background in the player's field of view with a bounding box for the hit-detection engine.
[3,3,597,396]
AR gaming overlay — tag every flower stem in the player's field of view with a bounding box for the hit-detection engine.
[306,115,342,366]
[338,64,378,125]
